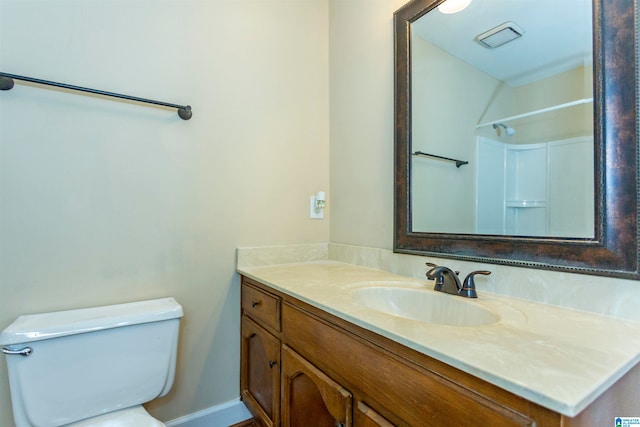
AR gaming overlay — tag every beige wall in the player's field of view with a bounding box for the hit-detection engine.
[514,65,593,144]
[0,0,329,424]
[329,0,406,248]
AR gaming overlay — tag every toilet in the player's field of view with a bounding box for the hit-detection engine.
[0,297,183,427]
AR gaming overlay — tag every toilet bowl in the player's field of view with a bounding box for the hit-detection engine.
[0,297,183,427]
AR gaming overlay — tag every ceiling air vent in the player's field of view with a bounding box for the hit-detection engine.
[475,22,524,49]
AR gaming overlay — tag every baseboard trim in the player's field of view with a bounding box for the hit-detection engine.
[165,398,252,427]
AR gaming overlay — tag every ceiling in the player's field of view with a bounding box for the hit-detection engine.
[412,0,593,86]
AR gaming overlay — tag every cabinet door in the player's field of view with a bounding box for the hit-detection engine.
[281,345,352,427]
[241,317,280,427]
[354,401,395,427]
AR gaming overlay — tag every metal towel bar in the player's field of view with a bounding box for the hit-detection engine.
[0,72,192,120]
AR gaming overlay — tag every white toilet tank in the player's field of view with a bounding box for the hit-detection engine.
[0,298,183,427]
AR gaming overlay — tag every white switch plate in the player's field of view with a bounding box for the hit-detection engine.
[310,196,323,219]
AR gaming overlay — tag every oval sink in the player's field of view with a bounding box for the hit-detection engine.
[352,286,499,327]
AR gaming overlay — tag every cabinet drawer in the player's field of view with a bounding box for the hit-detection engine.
[242,282,281,331]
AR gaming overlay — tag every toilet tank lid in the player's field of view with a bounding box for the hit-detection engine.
[0,297,184,345]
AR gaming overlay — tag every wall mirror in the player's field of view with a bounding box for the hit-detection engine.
[394,0,640,278]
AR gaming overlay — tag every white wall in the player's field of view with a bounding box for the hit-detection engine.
[0,0,329,424]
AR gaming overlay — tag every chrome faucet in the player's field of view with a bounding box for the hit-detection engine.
[425,263,491,298]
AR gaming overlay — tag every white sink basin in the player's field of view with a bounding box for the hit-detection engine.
[352,286,499,327]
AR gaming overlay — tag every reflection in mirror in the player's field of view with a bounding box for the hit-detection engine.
[410,0,594,237]
[394,0,640,278]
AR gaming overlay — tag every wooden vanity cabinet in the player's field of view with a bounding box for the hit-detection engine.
[240,276,550,426]
[240,276,637,427]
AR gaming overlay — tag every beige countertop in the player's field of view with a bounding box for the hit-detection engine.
[238,260,640,417]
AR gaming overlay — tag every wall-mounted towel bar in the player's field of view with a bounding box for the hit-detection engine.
[413,151,468,168]
[0,72,192,120]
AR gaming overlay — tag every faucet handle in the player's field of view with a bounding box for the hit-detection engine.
[460,270,491,298]
[425,262,440,279]
[425,262,459,276]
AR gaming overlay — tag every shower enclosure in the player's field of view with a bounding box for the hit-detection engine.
[476,135,594,238]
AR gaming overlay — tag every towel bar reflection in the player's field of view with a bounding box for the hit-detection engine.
[413,151,468,168]
[0,72,192,120]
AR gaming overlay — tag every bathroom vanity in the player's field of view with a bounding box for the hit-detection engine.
[239,261,640,427]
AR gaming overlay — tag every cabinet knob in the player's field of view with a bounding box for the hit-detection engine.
[269,360,278,368]
[252,300,261,308]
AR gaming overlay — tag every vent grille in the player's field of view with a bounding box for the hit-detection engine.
[476,22,524,49]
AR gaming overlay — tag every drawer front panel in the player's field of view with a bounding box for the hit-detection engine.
[242,282,280,331]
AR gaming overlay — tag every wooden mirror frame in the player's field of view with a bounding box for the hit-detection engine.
[394,0,640,279]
